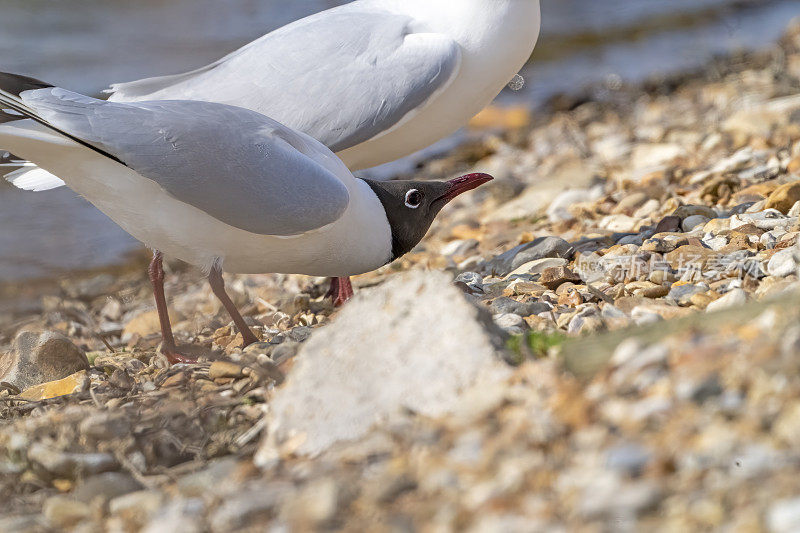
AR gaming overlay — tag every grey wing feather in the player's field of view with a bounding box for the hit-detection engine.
[21,88,350,236]
[107,6,462,153]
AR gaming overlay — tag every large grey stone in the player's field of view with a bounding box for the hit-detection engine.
[0,330,89,392]
[484,237,574,277]
[258,271,510,459]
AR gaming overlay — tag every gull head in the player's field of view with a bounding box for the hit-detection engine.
[363,173,493,261]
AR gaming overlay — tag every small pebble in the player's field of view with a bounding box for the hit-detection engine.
[768,249,798,278]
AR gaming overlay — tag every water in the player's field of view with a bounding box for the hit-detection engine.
[515,0,800,105]
[1,0,799,281]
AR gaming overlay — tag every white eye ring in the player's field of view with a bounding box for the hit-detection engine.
[405,189,422,209]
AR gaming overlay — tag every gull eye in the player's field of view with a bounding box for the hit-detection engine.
[405,189,423,209]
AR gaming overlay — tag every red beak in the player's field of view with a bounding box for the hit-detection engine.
[435,173,494,204]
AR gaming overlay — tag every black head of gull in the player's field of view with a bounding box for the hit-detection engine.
[363,173,493,261]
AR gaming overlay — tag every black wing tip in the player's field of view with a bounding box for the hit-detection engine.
[0,71,54,98]
[0,113,24,124]
[0,73,126,167]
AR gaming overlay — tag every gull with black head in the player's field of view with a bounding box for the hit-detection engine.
[0,72,492,363]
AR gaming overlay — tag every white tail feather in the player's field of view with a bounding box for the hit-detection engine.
[5,166,65,191]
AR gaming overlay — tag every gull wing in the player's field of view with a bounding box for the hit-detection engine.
[107,6,462,153]
[20,88,351,236]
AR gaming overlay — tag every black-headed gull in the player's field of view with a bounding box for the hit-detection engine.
[0,72,492,363]
[6,0,541,304]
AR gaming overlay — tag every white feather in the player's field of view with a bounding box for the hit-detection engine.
[0,161,36,167]
[4,166,66,191]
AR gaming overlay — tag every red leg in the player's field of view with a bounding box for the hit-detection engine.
[148,251,196,364]
[326,277,340,299]
[208,266,259,347]
[329,276,354,307]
